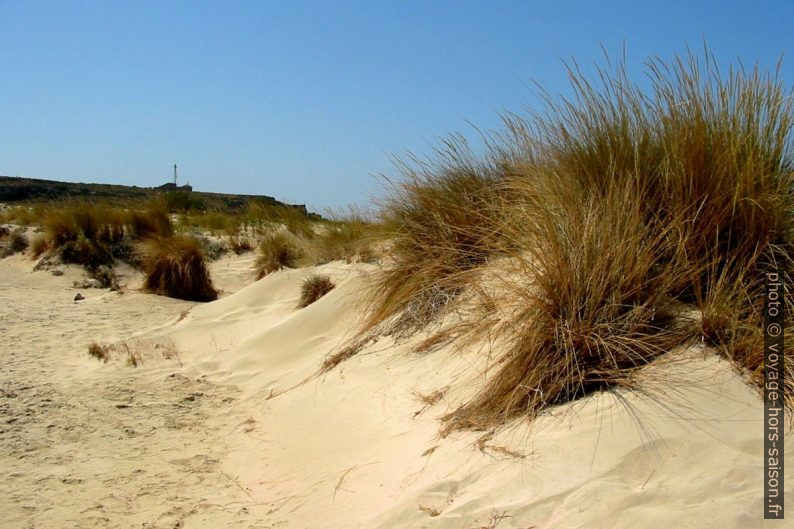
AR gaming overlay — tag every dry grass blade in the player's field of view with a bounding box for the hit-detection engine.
[321,335,378,373]
[87,341,111,363]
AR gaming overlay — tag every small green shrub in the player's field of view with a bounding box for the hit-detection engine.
[192,234,229,261]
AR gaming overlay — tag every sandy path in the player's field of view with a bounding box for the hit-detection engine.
[0,255,272,529]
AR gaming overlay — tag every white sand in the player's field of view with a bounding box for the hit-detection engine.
[1,252,792,528]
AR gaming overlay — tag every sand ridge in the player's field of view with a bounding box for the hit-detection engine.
[1,252,792,528]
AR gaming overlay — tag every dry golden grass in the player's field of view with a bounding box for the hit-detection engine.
[416,390,444,407]
[351,48,794,429]
[87,341,111,363]
[313,208,380,264]
[298,274,335,308]
[695,266,794,408]
[321,335,378,373]
[0,205,43,226]
[446,183,697,429]
[244,202,316,239]
[8,228,28,253]
[254,232,305,279]
[30,236,49,258]
[119,341,143,368]
[38,201,173,268]
[229,236,255,255]
[0,228,29,258]
[364,141,510,337]
[128,201,173,239]
[136,236,218,301]
[178,211,239,234]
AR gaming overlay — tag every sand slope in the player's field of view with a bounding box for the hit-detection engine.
[1,254,792,528]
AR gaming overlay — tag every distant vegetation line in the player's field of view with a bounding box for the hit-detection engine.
[0,173,378,303]
[0,175,318,218]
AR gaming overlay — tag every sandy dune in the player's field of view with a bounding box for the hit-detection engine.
[1,253,792,528]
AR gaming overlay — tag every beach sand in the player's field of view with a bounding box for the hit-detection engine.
[1,252,791,528]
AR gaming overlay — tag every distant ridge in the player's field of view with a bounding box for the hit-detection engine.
[0,175,316,217]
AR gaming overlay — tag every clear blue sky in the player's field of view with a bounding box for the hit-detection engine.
[1,1,792,211]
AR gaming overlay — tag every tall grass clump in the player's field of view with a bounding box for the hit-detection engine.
[9,228,29,252]
[43,205,121,267]
[136,235,218,301]
[229,236,255,255]
[695,264,794,408]
[30,236,49,258]
[366,137,511,336]
[358,48,794,428]
[446,182,696,429]
[527,51,794,397]
[0,205,44,226]
[245,202,316,239]
[40,201,173,268]
[532,52,794,296]
[128,200,173,239]
[298,274,336,307]
[254,232,305,278]
[313,208,379,264]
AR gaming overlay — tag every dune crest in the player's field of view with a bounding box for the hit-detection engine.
[149,260,794,527]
